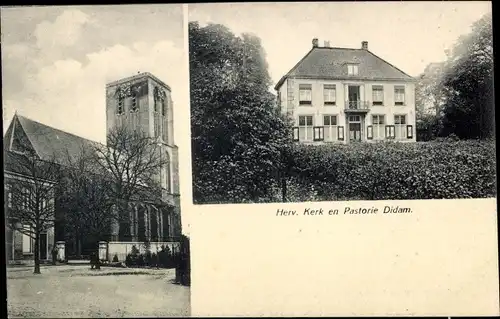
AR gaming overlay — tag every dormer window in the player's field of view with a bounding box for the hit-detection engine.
[347,64,359,76]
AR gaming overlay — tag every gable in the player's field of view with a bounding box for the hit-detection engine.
[3,115,37,156]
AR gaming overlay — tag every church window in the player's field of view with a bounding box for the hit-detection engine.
[131,93,138,112]
[161,99,167,117]
[117,97,124,114]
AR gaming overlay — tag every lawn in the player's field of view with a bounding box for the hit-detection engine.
[7,265,190,318]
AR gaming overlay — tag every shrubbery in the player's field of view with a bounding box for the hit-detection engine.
[124,244,179,269]
[283,139,496,201]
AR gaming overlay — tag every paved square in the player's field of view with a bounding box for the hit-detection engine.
[7,265,190,318]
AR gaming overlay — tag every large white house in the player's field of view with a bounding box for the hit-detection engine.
[275,39,417,144]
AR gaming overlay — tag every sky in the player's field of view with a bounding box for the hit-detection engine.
[189,1,492,85]
[2,4,186,144]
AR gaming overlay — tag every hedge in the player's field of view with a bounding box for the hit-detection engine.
[283,139,496,201]
[125,244,179,269]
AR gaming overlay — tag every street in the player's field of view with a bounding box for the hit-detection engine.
[7,265,190,318]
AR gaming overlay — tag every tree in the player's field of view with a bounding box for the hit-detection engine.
[190,22,293,204]
[7,152,59,274]
[92,125,167,241]
[440,12,494,139]
[415,62,447,118]
[58,145,114,257]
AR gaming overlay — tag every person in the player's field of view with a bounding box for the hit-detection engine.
[90,252,96,269]
[51,246,58,265]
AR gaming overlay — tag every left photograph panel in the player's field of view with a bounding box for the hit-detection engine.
[2,4,190,318]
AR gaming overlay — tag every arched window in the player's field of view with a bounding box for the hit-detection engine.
[131,94,138,112]
[161,99,167,117]
[160,151,171,192]
[117,97,124,114]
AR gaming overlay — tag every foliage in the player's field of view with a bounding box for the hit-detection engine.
[415,62,446,118]
[58,145,114,256]
[283,140,496,201]
[189,22,293,204]
[6,152,60,274]
[416,13,494,140]
[440,12,494,139]
[124,244,178,269]
[416,114,442,141]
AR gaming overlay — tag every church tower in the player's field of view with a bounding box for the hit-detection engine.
[105,72,181,241]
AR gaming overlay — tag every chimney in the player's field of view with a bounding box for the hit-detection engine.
[361,41,368,50]
[312,38,319,48]
[324,40,330,48]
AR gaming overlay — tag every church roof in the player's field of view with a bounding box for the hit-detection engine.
[275,46,415,90]
[4,114,101,167]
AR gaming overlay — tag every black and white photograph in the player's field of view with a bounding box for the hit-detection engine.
[3,5,190,318]
[189,2,495,204]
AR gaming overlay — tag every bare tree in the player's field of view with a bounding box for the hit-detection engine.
[58,145,114,257]
[6,152,60,274]
[92,126,167,241]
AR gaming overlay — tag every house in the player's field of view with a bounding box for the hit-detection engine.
[275,39,417,144]
[4,72,182,263]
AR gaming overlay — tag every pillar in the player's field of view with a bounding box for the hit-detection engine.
[111,205,119,242]
[145,206,150,241]
[98,241,108,261]
[147,206,152,241]
[156,208,161,242]
[129,203,134,239]
[159,209,164,241]
[56,241,65,262]
[134,205,139,242]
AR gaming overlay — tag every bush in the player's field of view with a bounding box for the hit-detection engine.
[123,244,179,269]
[284,140,496,201]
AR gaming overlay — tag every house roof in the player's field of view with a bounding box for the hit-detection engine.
[274,46,415,90]
[4,114,101,166]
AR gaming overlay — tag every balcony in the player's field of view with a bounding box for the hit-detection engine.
[344,100,370,113]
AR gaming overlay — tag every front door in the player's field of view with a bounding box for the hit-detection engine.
[349,123,361,142]
[40,233,47,260]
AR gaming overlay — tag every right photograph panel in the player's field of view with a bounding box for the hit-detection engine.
[188,2,495,205]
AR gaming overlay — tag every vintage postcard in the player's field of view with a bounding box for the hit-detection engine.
[2,1,498,318]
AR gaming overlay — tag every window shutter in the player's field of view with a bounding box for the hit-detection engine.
[385,125,395,139]
[367,126,373,140]
[407,125,413,139]
[293,127,299,141]
[313,126,324,141]
[338,126,344,140]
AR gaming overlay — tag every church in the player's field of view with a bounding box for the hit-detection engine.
[4,72,182,263]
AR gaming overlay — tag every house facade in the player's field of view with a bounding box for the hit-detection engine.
[275,39,417,144]
[4,72,182,263]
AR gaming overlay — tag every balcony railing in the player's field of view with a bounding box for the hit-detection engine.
[345,100,370,111]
